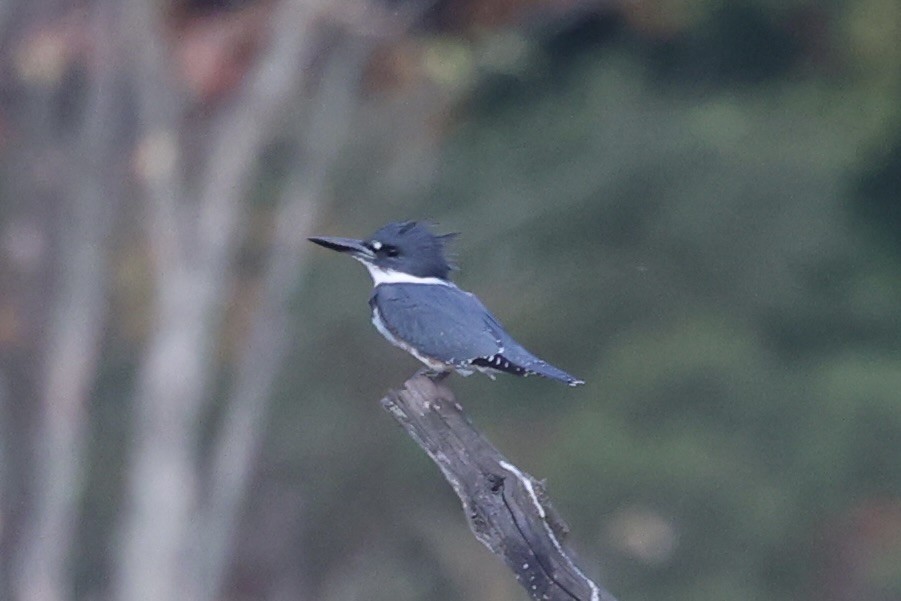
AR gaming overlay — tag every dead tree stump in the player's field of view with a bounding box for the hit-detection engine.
[381,374,618,601]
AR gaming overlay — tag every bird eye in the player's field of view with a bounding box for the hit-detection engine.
[384,245,399,257]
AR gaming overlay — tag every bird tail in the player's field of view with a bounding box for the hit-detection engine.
[519,356,585,387]
[473,344,584,387]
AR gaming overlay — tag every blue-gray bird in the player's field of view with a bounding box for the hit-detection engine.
[309,221,584,386]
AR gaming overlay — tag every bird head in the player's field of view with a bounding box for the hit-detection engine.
[309,221,457,281]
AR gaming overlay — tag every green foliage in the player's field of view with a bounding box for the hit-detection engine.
[304,5,901,597]
[59,1,900,599]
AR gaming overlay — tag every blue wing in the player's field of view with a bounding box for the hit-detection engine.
[370,283,584,386]
[370,283,501,365]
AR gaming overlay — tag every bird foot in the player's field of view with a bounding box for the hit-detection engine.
[415,368,451,383]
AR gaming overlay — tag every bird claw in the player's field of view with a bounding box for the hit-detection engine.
[416,368,451,383]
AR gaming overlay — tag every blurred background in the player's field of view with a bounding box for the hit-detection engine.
[0,0,899,600]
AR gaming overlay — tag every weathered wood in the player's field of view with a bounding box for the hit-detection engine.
[380,374,618,601]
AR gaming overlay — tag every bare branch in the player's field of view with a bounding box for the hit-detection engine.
[381,375,617,601]
[11,3,123,600]
[115,2,330,600]
[188,35,373,601]
[191,0,326,270]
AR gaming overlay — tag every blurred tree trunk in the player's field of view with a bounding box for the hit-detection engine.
[0,1,411,600]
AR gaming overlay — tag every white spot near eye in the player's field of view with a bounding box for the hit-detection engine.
[371,240,382,250]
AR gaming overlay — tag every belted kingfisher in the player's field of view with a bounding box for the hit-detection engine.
[309,221,584,386]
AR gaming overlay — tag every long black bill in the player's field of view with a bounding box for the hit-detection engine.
[308,236,373,258]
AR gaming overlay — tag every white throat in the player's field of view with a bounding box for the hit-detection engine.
[357,259,449,286]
